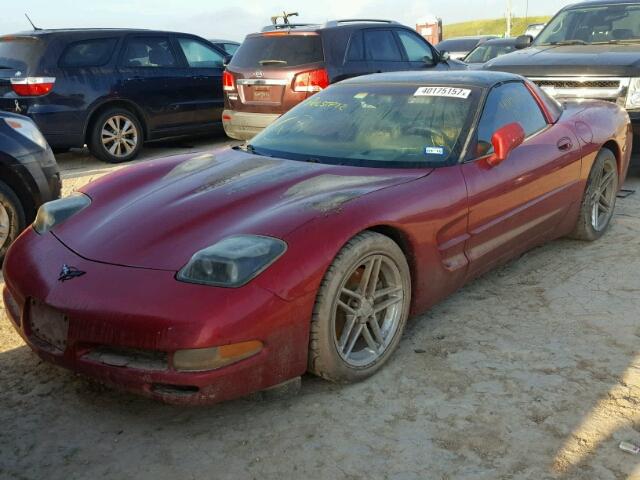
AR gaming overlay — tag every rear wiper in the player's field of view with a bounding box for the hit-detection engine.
[259,59,287,66]
[0,65,13,69]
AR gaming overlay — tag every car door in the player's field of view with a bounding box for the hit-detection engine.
[362,29,409,73]
[174,36,226,126]
[117,35,185,132]
[395,29,443,71]
[461,81,582,279]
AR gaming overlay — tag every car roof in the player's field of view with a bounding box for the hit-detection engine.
[3,28,196,38]
[210,39,240,44]
[562,0,639,8]
[340,70,524,88]
[257,19,410,34]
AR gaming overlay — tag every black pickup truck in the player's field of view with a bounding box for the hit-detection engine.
[484,0,640,161]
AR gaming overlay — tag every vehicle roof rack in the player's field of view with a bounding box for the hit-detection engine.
[261,23,317,32]
[324,19,399,28]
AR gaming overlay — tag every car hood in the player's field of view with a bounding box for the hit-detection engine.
[54,148,429,271]
[484,44,640,77]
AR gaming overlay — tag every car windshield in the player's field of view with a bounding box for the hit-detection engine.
[536,4,640,45]
[465,43,516,63]
[250,83,481,168]
[230,34,324,68]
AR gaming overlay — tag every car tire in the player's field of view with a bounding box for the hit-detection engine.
[0,180,26,262]
[88,108,143,163]
[308,231,411,383]
[570,148,618,241]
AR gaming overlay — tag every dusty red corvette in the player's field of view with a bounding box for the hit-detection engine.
[3,71,631,404]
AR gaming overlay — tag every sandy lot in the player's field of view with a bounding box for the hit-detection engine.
[0,136,639,480]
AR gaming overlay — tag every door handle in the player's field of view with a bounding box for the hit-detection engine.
[557,137,573,151]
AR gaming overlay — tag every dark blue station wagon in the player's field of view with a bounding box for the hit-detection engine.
[0,29,229,162]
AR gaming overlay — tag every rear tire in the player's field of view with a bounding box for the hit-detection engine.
[88,108,143,163]
[308,232,411,383]
[570,148,618,241]
[0,180,26,262]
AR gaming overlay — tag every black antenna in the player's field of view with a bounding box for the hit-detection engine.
[25,13,41,31]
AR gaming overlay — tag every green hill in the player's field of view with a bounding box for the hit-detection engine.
[443,15,551,39]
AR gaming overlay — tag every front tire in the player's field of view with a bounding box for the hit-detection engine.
[308,232,411,383]
[570,148,618,241]
[0,180,26,262]
[88,108,143,163]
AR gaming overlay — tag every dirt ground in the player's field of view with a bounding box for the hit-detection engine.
[0,134,639,480]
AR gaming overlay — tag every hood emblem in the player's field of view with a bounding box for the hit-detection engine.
[58,264,86,282]
[253,70,264,78]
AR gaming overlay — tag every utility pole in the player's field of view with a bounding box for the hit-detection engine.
[506,0,512,37]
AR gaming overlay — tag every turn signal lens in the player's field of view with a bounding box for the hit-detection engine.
[292,68,329,93]
[173,340,263,372]
[223,71,235,92]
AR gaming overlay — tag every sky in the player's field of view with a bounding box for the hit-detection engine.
[1,0,577,41]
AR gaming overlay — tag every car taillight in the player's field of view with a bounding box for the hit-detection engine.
[292,68,329,93]
[10,77,56,96]
[223,71,235,92]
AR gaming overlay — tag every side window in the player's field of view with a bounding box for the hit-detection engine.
[477,82,548,155]
[177,38,225,68]
[363,30,403,61]
[397,30,433,63]
[346,31,364,61]
[121,37,177,67]
[60,38,117,67]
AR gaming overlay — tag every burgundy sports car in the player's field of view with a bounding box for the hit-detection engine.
[3,71,632,404]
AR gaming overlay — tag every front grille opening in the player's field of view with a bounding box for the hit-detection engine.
[83,346,168,371]
[151,383,199,397]
[535,79,620,89]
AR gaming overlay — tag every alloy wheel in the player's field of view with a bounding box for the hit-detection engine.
[101,115,138,158]
[590,160,617,232]
[332,254,406,367]
[0,202,10,248]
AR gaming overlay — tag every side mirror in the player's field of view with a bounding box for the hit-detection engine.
[487,122,525,167]
[439,50,450,62]
[515,35,533,50]
[223,54,233,67]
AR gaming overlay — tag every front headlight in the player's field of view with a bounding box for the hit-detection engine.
[4,117,48,150]
[177,235,286,287]
[33,193,91,234]
[626,78,640,110]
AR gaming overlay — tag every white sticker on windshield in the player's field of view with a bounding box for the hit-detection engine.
[414,86,471,99]
[425,147,445,155]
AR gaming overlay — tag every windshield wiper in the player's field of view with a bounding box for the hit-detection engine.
[259,59,288,66]
[592,39,640,45]
[544,39,589,46]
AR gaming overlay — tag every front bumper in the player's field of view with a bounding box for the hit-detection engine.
[3,230,311,405]
[222,110,281,141]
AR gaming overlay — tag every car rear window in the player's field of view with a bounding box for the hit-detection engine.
[251,83,481,168]
[60,38,118,67]
[230,34,324,68]
[0,36,46,73]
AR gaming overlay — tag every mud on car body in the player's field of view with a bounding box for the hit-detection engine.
[2,71,631,404]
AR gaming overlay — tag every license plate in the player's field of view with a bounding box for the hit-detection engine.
[28,299,69,352]
[252,86,271,101]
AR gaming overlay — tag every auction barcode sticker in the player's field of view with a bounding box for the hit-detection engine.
[414,87,471,99]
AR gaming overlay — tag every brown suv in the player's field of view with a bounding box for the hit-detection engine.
[222,19,466,140]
